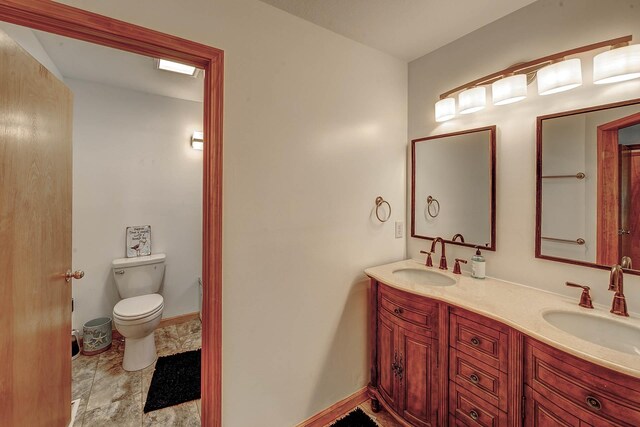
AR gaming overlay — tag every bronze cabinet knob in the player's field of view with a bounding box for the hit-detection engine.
[470,337,481,346]
[469,409,479,420]
[585,396,602,411]
[469,373,480,384]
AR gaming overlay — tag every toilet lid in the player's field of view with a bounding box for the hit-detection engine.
[114,294,164,320]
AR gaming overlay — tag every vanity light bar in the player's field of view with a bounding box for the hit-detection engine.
[434,35,636,122]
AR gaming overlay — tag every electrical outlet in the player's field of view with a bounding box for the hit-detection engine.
[395,221,404,238]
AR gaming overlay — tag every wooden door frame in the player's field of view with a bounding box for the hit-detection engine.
[0,1,223,426]
[596,112,640,265]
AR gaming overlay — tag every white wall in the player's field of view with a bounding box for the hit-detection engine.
[70,78,203,331]
[58,0,407,425]
[408,0,640,311]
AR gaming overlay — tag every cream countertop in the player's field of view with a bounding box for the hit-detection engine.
[365,259,640,378]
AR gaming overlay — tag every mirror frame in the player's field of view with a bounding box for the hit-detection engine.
[411,125,497,251]
[535,97,640,276]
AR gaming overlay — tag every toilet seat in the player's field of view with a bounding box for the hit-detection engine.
[113,294,164,322]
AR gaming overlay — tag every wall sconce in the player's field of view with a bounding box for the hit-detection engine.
[191,131,204,150]
[434,35,633,122]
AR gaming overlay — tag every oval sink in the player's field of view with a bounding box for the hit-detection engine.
[391,268,456,286]
[542,310,640,356]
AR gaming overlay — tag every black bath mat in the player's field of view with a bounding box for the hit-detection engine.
[143,349,201,413]
[330,408,378,427]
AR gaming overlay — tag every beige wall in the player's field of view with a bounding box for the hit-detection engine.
[57,0,407,425]
[408,0,640,311]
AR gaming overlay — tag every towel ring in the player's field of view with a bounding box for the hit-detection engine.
[427,195,440,218]
[375,196,391,222]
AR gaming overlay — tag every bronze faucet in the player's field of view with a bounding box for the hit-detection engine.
[430,237,448,270]
[452,233,465,243]
[621,256,633,270]
[565,282,594,309]
[609,265,629,317]
[419,250,433,267]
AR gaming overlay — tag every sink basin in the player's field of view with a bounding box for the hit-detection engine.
[543,310,640,356]
[391,268,456,286]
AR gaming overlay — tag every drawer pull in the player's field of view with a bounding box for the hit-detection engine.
[469,373,480,384]
[469,409,480,421]
[393,307,404,315]
[470,337,481,346]
[585,396,602,411]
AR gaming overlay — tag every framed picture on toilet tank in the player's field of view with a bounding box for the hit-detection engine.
[126,225,152,257]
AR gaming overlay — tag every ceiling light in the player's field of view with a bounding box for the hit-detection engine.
[492,74,527,105]
[458,87,486,114]
[537,58,582,95]
[157,59,197,76]
[435,98,456,122]
[593,44,640,84]
[191,131,204,150]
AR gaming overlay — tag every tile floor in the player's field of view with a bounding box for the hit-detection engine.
[72,318,202,426]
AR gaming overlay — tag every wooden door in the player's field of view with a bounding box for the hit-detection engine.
[398,328,438,427]
[620,144,632,259]
[377,312,399,410]
[0,30,73,426]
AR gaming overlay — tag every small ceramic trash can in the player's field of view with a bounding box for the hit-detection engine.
[82,317,112,355]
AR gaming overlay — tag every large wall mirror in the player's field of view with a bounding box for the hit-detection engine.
[536,98,640,275]
[411,126,496,250]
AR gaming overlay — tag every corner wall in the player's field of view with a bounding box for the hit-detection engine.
[58,0,408,425]
[408,0,640,310]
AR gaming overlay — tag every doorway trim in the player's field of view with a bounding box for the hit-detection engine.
[0,1,223,425]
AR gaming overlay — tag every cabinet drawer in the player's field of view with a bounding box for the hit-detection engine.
[379,283,438,337]
[525,338,640,427]
[449,348,508,412]
[450,310,508,372]
[449,381,507,427]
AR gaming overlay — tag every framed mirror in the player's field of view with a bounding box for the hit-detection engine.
[536,98,640,275]
[411,126,496,250]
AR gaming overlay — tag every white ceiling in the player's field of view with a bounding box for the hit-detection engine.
[33,29,204,103]
[257,0,538,61]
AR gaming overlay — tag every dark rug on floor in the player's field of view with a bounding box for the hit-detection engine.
[143,349,201,413]
[330,408,378,427]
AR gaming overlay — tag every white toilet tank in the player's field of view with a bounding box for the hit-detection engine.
[112,253,166,299]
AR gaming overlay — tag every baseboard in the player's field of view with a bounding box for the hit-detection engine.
[159,311,200,328]
[296,387,369,427]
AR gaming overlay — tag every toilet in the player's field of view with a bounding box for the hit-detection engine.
[112,253,166,371]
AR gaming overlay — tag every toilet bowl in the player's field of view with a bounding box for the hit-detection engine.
[113,293,164,371]
[112,253,166,371]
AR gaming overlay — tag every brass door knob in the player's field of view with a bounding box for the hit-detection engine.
[65,270,85,283]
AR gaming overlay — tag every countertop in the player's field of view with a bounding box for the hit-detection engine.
[365,259,640,378]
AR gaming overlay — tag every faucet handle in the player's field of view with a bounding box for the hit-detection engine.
[565,282,594,309]
[420,250,433,267]
[453,258,467,275]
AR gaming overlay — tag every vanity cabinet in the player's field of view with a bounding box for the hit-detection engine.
[368,278,640,427]
[524,338,640,427]
[376,283,440,427]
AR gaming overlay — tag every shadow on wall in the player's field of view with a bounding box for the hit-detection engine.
[304,276,371,419]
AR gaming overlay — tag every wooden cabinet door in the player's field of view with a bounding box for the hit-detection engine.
[398,327,438,427]
[524,386,584,427]
[0,29,73,426]
[378,312,399,410]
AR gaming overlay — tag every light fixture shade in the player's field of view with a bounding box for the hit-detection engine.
[537,58,582,95]
[458,87,486,114]
[593,44,640,84]
[435,98,456,122]
[157,59,197,76]
[492,74,527,105]
[191,131,204,150]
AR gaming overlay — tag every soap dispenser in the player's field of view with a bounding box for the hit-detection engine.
[471,247,486,279]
